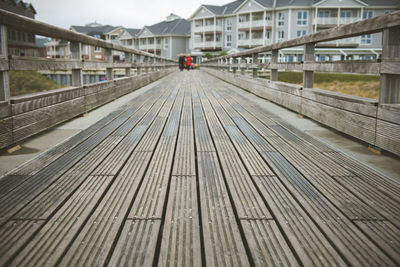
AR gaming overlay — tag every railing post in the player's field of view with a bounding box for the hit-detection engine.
[252,53,258,78]
[137,55,142,75]
[379,26,400,104]
[232,57,237,75]
[240,57,246,75]
[105,48,113,81]
[70,41,83,87]
[303,43,315,88]
[125,52,131,77]
[270,49,278,81]
[0,25,10,102]
[144,56,149,73]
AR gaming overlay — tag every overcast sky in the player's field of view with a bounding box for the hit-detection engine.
[28,0,231,29]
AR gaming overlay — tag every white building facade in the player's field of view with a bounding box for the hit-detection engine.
[189,0,400,62]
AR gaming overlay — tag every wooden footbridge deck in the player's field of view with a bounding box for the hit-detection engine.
[0,71,399,266]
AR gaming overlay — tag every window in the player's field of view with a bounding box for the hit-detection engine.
[238,32,245,40]
[164,38,169,49]
[277,30,284,41]
[265,30,271,39]
[318,11,330,17]
[265,13,271,21]
[226,18,232,31]
[297,30,307,37]
[297,11,308,25]
[340,10,352,18]
[361,34,372,45]
[363,11,373,19]
[226,34,232,47]
[239,15,247,23]
[93,34,101,39]
[94,46,101,52]
[277,12,285,26]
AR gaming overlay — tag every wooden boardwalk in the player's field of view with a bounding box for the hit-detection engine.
[0,71,399,267]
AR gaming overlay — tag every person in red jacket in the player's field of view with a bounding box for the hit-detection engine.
[185,54,192,70]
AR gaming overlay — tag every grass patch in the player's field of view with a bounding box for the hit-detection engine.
[262,71,380,99]
[10,71,65,97]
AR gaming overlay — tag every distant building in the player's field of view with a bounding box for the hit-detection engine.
[35,37,49,58]
[0,0,40,57]
[119,28,141,50]
[136,14,190,59]
[45,39,70,58]
[189,0,400,62]
[70,24,119,60]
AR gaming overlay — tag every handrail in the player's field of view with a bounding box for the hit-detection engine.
[0,9,176,62]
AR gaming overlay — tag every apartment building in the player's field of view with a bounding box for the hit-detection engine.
[136,14,190,59]
[119,28,141,49]
[70,23,120,60]
[0,0,40,57]
[189,0,400,62]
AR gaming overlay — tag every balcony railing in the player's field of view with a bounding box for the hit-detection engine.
[139,43,162,50]
[238,20,272,29]
[193,41,222,48]
[237,38,271,47]
[315,17,359,25]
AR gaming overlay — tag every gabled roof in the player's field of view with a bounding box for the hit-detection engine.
[205,0,245,15]
[276,0,318,7]
[361,0,400,6]
[126,28,141,37]
[143,18,190,36]
[70,25,118,37]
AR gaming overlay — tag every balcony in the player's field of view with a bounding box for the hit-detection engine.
[315,17,359,27]
[139,43,162,50]
[317,36,361,48]
[193,41,222,49]
[238,20,272,30]
[237,38,272,47]
[194,25,223,33]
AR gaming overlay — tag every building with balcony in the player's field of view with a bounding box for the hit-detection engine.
[0,0,41,57]
[119,28,141,50]
[45,39,70,58]
[136,14,190,59]
[70,23,118,60]
[189,0,400,62]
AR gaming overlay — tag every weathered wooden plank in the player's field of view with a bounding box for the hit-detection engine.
[354,220,400,263]
[197,152,250,266]
[323,151,400,201]
[0,220,44,265]
[200,71,398,266]
[11,86,84,115]
[261,151,396,266]
[58,151,152,267]
[108,219,162,267]
[158,176,202,267]
[8,175,114,266]
[302,87,378,117]
[0,117,13,148]
[10,136,123,220]
[240,219,300,267]
[59,82,180,266]
[9,57,82,71]
[172,92,195,176]
[253,175,346,267]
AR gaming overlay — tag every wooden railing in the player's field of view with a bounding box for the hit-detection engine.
[202,11,400,156]
[0,9,177,149]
